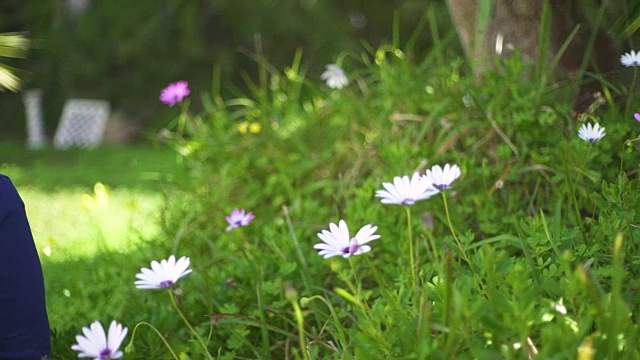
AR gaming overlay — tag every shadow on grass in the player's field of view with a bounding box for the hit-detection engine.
[0,143,180,192]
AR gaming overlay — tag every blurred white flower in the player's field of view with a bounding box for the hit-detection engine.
[462,93,473,107]
[375,173,438,205]
[314,220,380,258]
[321,64,349,89]
[424,164,461,191]
[620,50,640,67]
[71,320,128,359]
[578,122,605,143]
[135,255,192,289]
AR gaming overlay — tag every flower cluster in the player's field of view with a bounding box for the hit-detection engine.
[313,164,461,259]
[72,255,193,357]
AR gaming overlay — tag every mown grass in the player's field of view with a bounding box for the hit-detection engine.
[0,144,179,354]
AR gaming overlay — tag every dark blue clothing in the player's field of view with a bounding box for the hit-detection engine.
[0,175,51,359]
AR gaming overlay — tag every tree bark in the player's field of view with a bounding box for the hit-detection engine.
[445,0,617,80]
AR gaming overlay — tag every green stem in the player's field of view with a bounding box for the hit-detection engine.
[168,290,214,360]
[283,206,312,293]
[625,66,638,115]
[291,299,309,360]
[302,295,348,350]
[348,257,362,293]
[405,206,418,294]
[441,192,470,265]
[124,321,179,360]
[443,250,455,354]
[426,230,441,264]
[564,147,587,243]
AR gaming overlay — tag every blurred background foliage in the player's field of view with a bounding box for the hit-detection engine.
[0,0,637,139]
[0,0,451,138]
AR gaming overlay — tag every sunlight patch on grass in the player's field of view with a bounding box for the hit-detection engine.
[20,185,163,261]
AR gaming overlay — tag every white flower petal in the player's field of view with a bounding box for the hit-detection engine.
[425,164,461,190]
[621,50,640,67]
[314,220,379,259]
[375,173,437,205]
[321,64,349,89]
[134,255,192,289]
[71,321,128,359]
[578,122,605,143]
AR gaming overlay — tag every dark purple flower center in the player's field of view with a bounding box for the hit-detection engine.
[401,198,416,205]
[159,280,174,288]
[434,183,449,191]
[342,243,359,255]
[99,348,112,359]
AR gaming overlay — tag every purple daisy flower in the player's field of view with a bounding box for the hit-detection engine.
[225,209,255,232]
[160,81,190,106]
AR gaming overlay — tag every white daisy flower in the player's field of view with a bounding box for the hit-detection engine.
[134,255,192,289]
[321,64,349,89]
[620,50,640,67]
[578,122,605,143]
[314,220,380,258]
[375,173,439,205]
[71,320,128,359]
[424,164,461,191]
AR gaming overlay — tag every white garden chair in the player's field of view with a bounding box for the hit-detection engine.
[52,99,110,149]
[22,89,47,149]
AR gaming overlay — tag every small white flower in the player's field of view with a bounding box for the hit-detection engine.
[620,50,640,67]
[314,220,380,258]
[578,122,605,143]
[135,255,192,289]
[321,64,349,89]
[71,320,128,359]
[375,173,438,205]
[424,164,461,191]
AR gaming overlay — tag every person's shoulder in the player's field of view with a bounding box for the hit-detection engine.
[0,174,15,191]
[0,175,21,208]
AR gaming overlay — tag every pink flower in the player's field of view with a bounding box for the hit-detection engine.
[160,81,190,106]
[225,209,255,232]
[634,113,640,123]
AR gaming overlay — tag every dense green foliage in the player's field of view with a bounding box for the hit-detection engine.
[82,23,639,359]
[2,1,640,358]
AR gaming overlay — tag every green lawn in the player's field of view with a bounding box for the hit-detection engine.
[0,143,178,259]
[0,143,179,341]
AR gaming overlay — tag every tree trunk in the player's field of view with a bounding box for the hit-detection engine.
[445,0,617,82]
